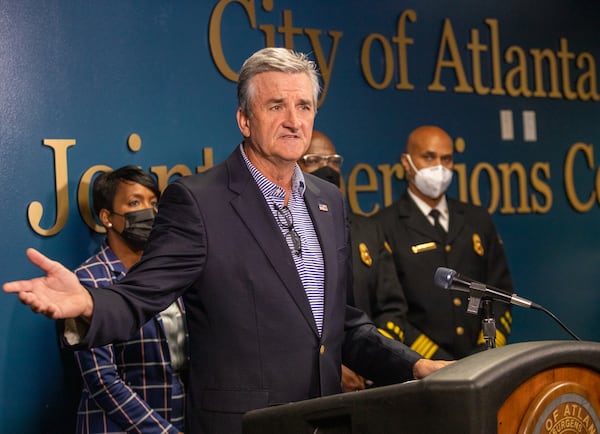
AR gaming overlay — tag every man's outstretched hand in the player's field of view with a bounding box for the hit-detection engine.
[3,248,93,320]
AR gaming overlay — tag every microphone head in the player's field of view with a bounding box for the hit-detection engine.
[434,267,456,289]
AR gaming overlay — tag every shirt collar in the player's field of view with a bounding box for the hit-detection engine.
[407,189,449,221]
[239,143,306,200]
[99,238,128,277]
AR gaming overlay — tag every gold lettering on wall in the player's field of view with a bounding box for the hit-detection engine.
[530,162,553,213]
[576,52,599,101]
[377,163,404,208]
[78,165,113,233]
[530,48,562,98]
[505,46,532,97]
[497,162,531,214]
[393,10,416,90]
[361,33,395,90]
[424,18,599,101]
[151,165,194,192]
[304,28,343,106]
[470,162,501,213]
[564,142,597,212]
[28,139,76,236]
[347,163,380,216]
[428,18,474,93]
[27,134,600,238]
[360,9,416,91]
[197,147,215,173]
[208,0,343,106]
[208,0,256,82]
[206,5,599,102]
[33,134,217,234]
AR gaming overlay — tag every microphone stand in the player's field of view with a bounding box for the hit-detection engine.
[465,282,496,350]
[481,299,496,350]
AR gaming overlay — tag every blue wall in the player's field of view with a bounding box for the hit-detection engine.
[1,1,599,432]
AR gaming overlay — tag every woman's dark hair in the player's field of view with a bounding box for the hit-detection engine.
[92,165,160,216]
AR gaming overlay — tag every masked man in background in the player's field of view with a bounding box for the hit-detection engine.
[376,125,514,360]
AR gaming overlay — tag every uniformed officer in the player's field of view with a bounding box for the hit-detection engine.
[376,125,514,360]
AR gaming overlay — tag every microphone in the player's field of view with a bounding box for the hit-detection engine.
[433,267,536,309]
[433,267,581,341]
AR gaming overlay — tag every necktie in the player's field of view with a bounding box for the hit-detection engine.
[429,208,446,242]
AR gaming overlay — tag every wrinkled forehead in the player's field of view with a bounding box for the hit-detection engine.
[251,71,315,102]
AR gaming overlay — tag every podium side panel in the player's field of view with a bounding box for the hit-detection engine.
[497,366,600,434]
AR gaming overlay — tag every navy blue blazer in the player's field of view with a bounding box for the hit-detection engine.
[78,147,421,434]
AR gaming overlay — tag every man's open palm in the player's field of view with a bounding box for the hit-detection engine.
[3,248,92,319]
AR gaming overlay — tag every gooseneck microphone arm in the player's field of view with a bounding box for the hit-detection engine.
[434,267,581,341]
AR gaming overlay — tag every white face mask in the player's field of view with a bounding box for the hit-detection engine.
[405,154,453,199]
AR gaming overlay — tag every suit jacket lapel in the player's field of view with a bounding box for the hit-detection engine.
[446,199,465,245]
[225,149,318,335]
[397,193,441,242]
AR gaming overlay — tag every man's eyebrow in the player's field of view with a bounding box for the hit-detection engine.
[266,98,285,105]
[264,97,313,108]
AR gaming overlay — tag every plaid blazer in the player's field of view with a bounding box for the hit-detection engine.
[74,240,187,434]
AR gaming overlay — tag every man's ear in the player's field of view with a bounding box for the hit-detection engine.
[400,153,411,174]
[236,108,251,138]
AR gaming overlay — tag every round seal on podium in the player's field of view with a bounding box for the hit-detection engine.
[519,381,600,434]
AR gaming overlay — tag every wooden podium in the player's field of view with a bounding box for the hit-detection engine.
[243,341,600,434]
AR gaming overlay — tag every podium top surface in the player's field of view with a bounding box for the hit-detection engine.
[243,341,600,434]
[423,340,600,387]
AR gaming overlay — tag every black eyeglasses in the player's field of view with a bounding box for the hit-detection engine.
[274,205,302,257]
[300,153,344,168]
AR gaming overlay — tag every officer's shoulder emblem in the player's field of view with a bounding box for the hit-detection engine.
[359,242,373,266]
[472,233,484,256]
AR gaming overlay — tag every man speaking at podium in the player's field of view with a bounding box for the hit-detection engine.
[377,125,514,360]
[4,48,450,434]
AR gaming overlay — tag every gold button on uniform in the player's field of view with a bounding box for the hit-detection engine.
[319,344,325,355]
[456,326,464,335]
[445,244,452,252]
[453,297,462,307]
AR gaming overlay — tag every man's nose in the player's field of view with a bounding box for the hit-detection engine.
[283,108,300,129]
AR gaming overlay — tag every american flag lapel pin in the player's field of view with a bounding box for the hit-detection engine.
[319,203,329,212]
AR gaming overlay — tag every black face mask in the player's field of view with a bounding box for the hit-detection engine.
[310,166,341,188]
[112,208,156,251]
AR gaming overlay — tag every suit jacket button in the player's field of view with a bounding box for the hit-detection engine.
[320,344,325,354]
[456,326,465,335]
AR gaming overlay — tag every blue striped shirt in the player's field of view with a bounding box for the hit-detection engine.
[240,144,325,335]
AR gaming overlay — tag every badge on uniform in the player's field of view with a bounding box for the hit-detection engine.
[472,233,484,256]
[411,241,437,254]
[359,242,373,266]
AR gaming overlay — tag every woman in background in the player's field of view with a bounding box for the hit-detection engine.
[73,165,187,434]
